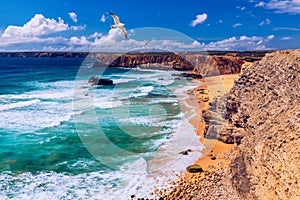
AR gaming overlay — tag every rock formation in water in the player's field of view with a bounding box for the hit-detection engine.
[88,76,113,85]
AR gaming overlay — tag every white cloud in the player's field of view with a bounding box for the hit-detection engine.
[88,32,103,39]
[267,0,300,13]
[1,14,84,39]
[70,24,86,31]
[259,18,271,25]
[68,12,78,23]
[233,23,242,27]
[0,31,274,51]
[190,13,208,27]
[280,36,293,40]
[101,14,107,23]
[237,6,247,10]
[0,15,275,51]
[88,32,274,52]
[0,14,85,48]
[255,1,265,7]
[253,0,300,14]
[2,14,69,38]
[203,35,274,50]
[273,27,300,31]
[267,34,275,40]
[69,36,90,45]
[0,35,67,48]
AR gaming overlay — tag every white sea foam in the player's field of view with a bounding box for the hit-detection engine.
[145,78,204,177]
[0,80,77,131]
[0,80,74,101]
[130,86,154,98]
[72,110,86,116]
[0,101,72,131]
[0,68,203,199]
[95,100,123,109]
[112,78,134,84]
[118,115,159,126]
[148,98,178,104]
[38,136,57,144]
[0,159,177,200]
[0,99,41,111]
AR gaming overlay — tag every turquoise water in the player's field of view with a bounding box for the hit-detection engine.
[0,57,202,199]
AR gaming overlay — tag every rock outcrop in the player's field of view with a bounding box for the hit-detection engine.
[107,52,195,71]
[104,52,267,76]
[88,76,113,85]
[188,54,246,76]
[98,78,113,85]
[223,50,300,199]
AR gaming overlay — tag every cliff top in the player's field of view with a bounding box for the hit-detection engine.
[0,50,274,58]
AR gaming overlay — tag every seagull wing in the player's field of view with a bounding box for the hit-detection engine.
[144,40,150,46]
[119,26,128,39]
[109,12,120,24]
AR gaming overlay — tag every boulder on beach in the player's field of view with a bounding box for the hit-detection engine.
[186,164,204,173]
[88,76,114,85]
[179,149,192,155]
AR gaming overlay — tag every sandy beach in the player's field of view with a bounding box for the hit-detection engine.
[147,74,242,199]
[187,74,238,174]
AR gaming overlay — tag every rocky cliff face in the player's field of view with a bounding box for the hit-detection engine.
[106,52,194,71]
[98,52,267,76]
[187,54,246,76]
[0,51,269,76]
[223,50,300,199]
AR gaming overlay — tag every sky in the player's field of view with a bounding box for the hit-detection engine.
[0,0,299,51]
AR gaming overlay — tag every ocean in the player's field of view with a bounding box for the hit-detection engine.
[0,56,203,199]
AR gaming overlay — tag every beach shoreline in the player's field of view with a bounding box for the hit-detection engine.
[145,74,240,199]
[187,74,239,173]
[134,50,300,200]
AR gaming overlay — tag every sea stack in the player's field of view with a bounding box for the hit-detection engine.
[88,76,113,86]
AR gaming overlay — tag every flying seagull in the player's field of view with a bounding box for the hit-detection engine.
[143,39,151,46]
[109,12,128,39]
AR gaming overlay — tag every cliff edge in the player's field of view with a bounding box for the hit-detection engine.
[225,50,300,199]
[154,50,299,200]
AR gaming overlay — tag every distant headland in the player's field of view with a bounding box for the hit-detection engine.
[0,51,274,77]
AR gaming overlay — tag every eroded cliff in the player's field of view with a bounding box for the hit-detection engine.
[101,52,264,76]
[0,51,269,77]
[224,50,300,199]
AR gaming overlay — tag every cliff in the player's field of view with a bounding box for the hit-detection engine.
[223,50,300,199]
[151,50,299,200]
[0,51,270,76]
[187,54,247,76]
[106,52,194,71]
[98,51,269,76]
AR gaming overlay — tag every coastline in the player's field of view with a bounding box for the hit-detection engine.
[189,75,238,172]
[154,49,300,199]
[150,74,241,199]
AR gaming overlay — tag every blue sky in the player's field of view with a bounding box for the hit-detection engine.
[0,0,299,51]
